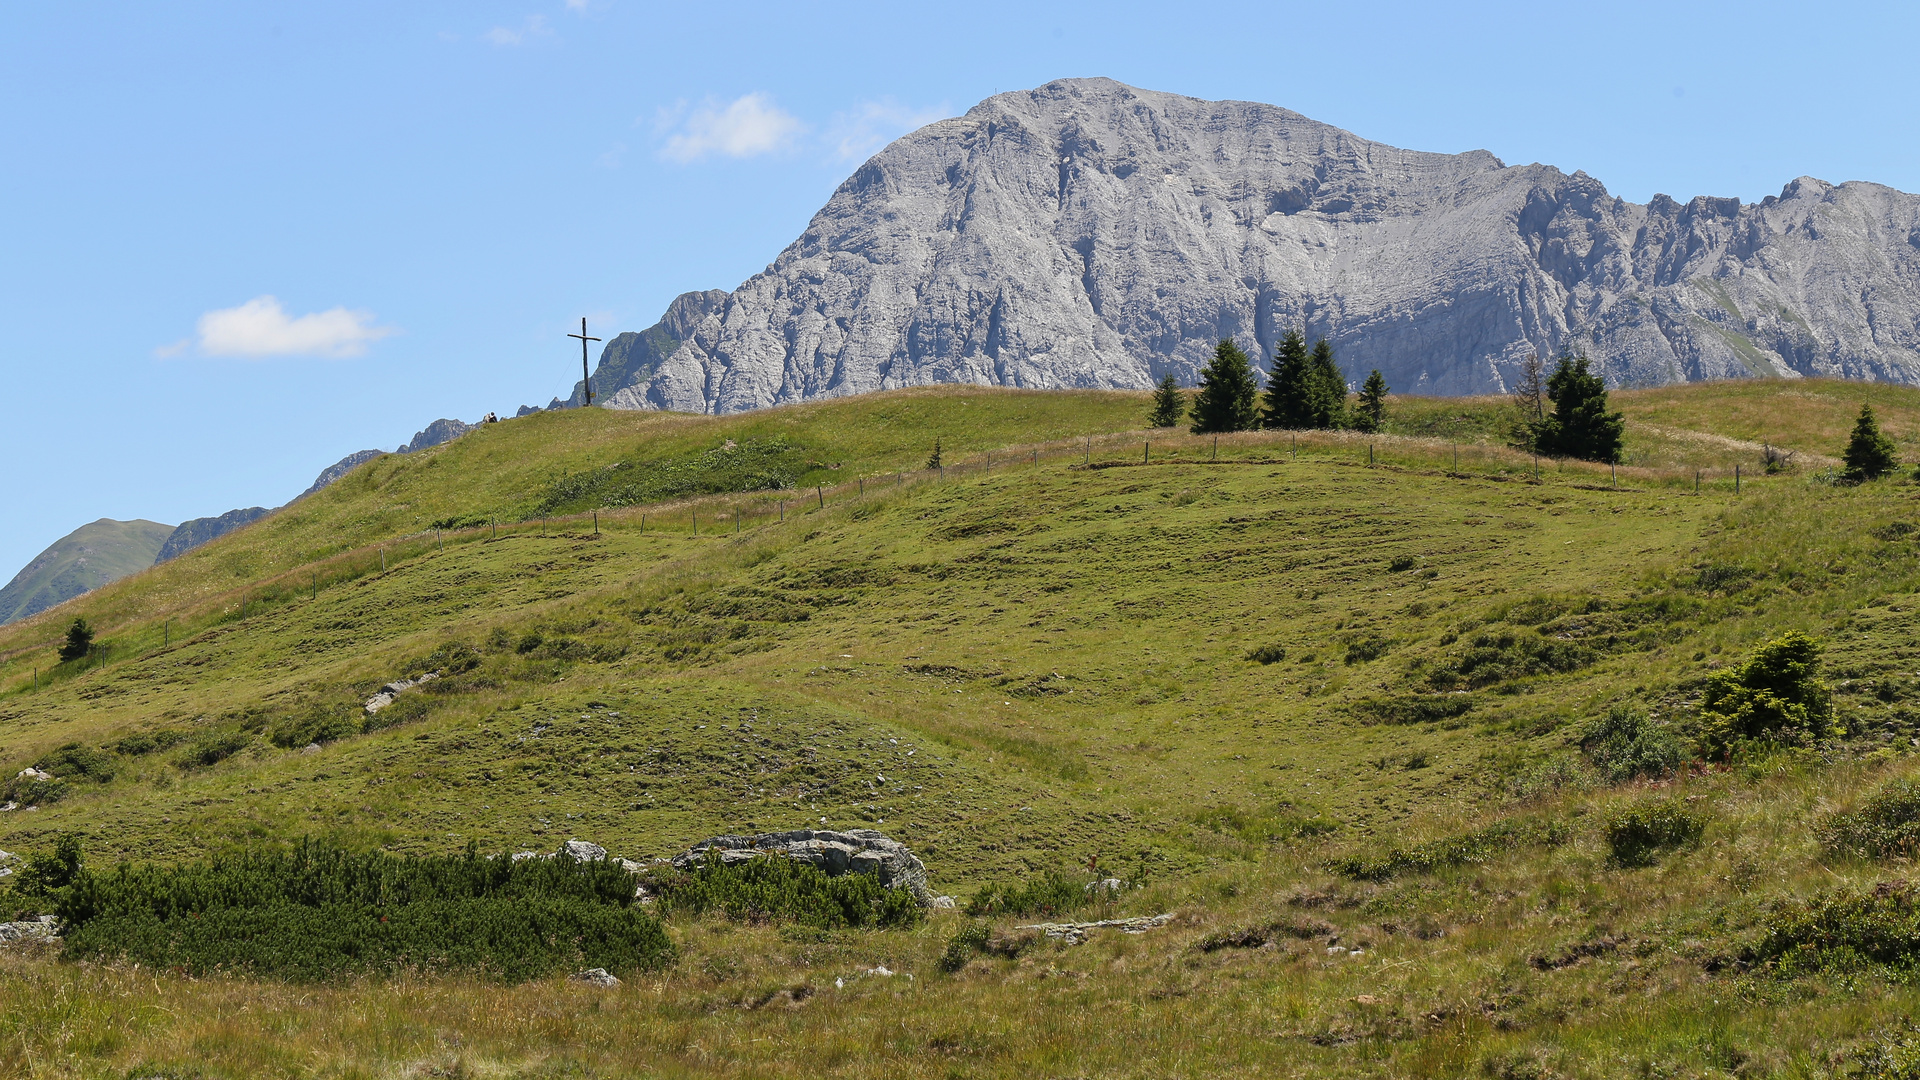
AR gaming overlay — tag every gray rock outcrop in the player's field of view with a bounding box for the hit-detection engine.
[153,507,271,564]
[672,828,932,904]
[397,419,473,455]
[570,290,728,411]
[595,77,1920,413]
[299,449,384,499]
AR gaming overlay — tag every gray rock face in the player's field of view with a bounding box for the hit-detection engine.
[672,829,932,904]
[576,290,728,410]
[299,449,384,499]
[153,507,271,564]
[604,77,1920,412]
[398,418,473,454]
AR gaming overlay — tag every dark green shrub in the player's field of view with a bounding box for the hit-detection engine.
[645,853,921,929]
[1698,631,1834,756]
[1330,817,1570,881]
[269,705,363,749]
[177,732,250,768]
[1351,694,1476,726]
[1581,706,1684,782]
[1245,643,1286,664]
[1743,881,1920,979]
[1,772,67,807]
[1343,634,1391,664]
[113,730,190,756]
[1604,801,1704,867]
[33,743,116,783]
[1387,555,1417,572]
[1425,628,1594,690]
[1820,780,1920,860]
[940,921,991,972]
[6,834,84,909]
[56,840,671,982]
[965,871,1088,918]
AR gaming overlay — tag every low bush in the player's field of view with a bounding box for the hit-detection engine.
[268,705,364,749]
[645,854,921,929]
[113,730,190,756]
[964,870,1090,918]
[1820,780,1920,860]
[1424,628,1594,690]
[32,743,116,783]
[1,772,68,807]
[56,840,671,982]
[1351,694,1476,726]
[939,922,991,972]
[176,732,250,768]
[1604,801,1705,867]
[1329,817,1570,881]
[1743,880,1920,979]
[1581,706,1685,782]
[1245,643,1287,664]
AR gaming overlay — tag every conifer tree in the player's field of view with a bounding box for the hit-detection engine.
[1534,351,1625,463]
[1353,369,1389,433]
[1305,338,1349,429]
[58,618,93,663]
[1147,372,1185,428]
[1842,402,1900,482]
[1262,330,1312,429]
[925,438,942,470]
[1189,339,1261,434]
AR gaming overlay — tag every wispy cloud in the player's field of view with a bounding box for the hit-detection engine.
[826,98,949,162]
[658,93,805,163]
[485,14,550,46]
[167,296,396,359]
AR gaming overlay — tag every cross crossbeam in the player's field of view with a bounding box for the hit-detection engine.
[567,317,602,405]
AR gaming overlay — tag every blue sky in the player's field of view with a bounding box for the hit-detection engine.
[3,0,1916,579]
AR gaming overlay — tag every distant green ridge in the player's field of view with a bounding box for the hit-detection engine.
[0,518,175,625]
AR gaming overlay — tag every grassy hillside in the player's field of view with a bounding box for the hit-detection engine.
[0,518,174,626]
[5,377,1920,1077]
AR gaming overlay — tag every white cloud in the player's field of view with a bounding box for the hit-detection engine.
[659,93,805,163]
[185,296,396,359]
[826,98,950,162]
[485,14,550,46]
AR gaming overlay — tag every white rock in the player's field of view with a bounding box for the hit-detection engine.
[15,768,53,782]
[569,968,621,987]
[560,840,608,862]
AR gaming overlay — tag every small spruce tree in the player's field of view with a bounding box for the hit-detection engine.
[1305,338,1349,429]
[1352,369,1389,434]
[58,618,93,663]
[1262,330,1312,429]
[1188,339,1261,434]
[1147,373,1185,428]
[1841,402,1900,482]
[1534,352,1625,463]
[925,438,942,470]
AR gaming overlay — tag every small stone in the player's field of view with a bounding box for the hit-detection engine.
[559,840,608,862]
[569,968,620,987]
[931,895,956,909]
[1327,946,1348,955]
[15,768,52,782]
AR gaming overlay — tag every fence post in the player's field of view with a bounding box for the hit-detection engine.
[1453,443,1458,472]
[817,485,824,508]
[692,510,697,535]
[1291,434,1297,459]
[1085,436,1090,465]
[1032,449,1037,465]
[779,501,784,522]
[859,478,864,496]
[1695,471,1700,495]
[1369,444,1374,466]
[1212,436,1217,461]
[164,619,169,646]
[1144,441,1150,465]
[1735,464,1741,494]
[594,512,599,535]
[380,547,385,572]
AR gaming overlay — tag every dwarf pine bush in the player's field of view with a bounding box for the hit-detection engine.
[55,840,672,982]
[1604,801,1705,867]
[646,853,921,929]
[964,870,1090,918]
[1820,780,1920,860]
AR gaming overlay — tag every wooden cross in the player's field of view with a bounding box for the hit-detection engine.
[568,317,602,406]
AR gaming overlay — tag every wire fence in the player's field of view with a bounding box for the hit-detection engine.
[0,425,1785,697]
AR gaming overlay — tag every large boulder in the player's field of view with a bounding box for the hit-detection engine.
[671,829,932,905]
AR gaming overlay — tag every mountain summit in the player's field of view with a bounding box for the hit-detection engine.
[592,77,1920,412]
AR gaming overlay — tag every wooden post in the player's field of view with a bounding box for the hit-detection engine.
[817,485,825,508]
[1085,436,1090,465]
[779,501,784,522]
[1144,441,1149,465]
[859,478,864,496]
[1453,443,1458,472]
[594,512,599,535]
[164,619,169,646]
[1695,470,1700,495]
[1369,444,1374,465]
[1611,462,1616,488]
[436,530,441,551]
[1735,464,1741,493]
[692,510,697,535]
[1291,434,1297,459]
[1212,436,1217,461]
[1032,449,1037,465]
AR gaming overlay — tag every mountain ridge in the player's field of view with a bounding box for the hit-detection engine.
[584,77,1920,413]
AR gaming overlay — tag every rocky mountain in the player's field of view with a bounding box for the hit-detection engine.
[298,418,478,502]
[589,77,1920,412]
[0,519,175,625]
[153,507,271,565]
[529,290,729,413]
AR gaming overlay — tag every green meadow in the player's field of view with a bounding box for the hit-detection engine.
[6,378,1920,1077]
